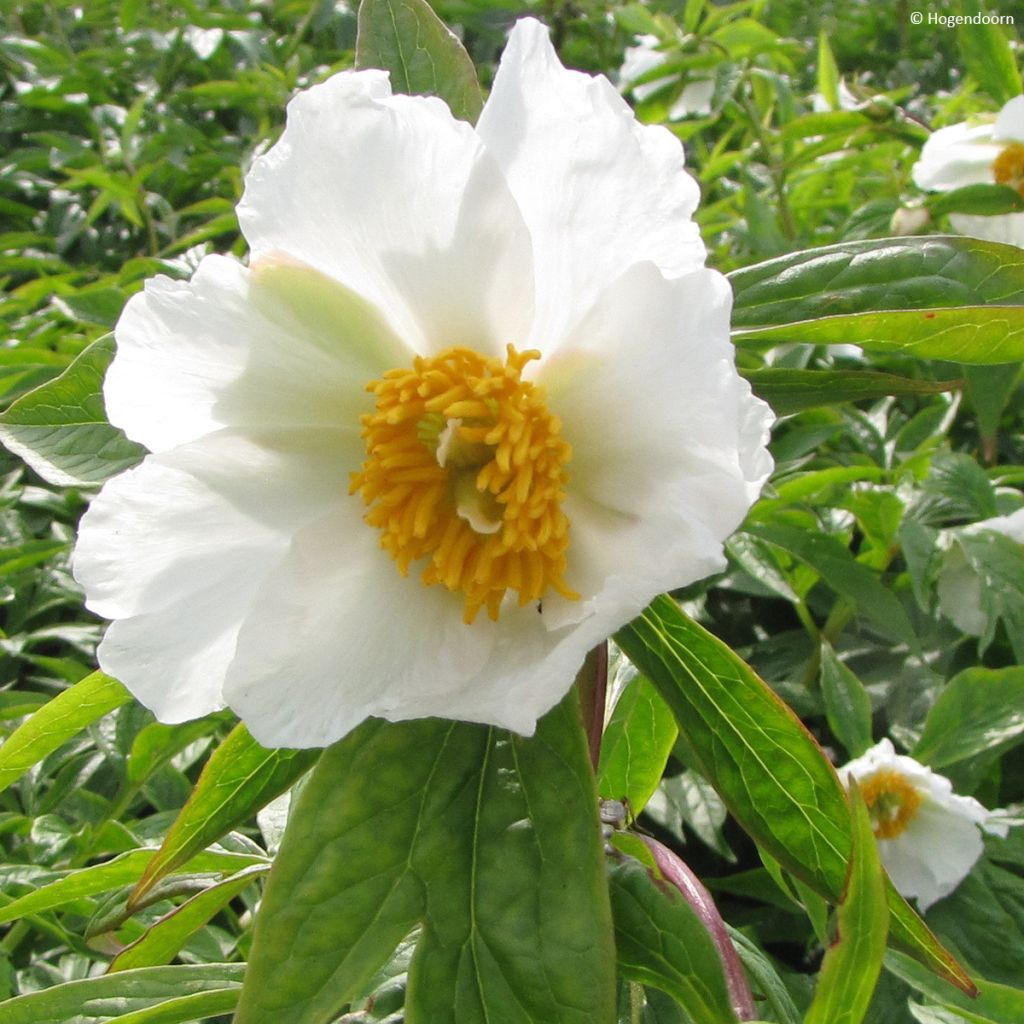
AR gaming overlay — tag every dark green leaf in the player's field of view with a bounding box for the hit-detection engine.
[820,644,874,759]
[0,672,130,794]
[745,368,960,415]
[131,724,319,907]
[927,184,1024,218]
[804,785,888,1024]
[0,335,146,487]
[729,237,1024,328]
[913,666,1024,769]
[355,0,483,123]
[952,530,1024,660]
[235,697,615,1024]
[957,0,1022,104]
[964,363,1021,443]
[609,856,739,1024]
[616,596,972,992]
[747,522,917,646]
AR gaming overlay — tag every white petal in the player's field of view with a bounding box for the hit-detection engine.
[536,262,773,628]
[895,801,984,911]
[477,19,705,346]
[238,70,534,356]
[912,120,1001,192]
[949,211,1024,248]
[994,95,1024,140]
[73,429,347,721]
[223,504,625,747]
[109,255,406,453]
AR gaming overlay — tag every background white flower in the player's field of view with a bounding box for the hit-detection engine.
[619,35,714,119]
[73,19,772,749]
[938,507,1024,636]
[912,95,1024,246]
[840,738,1008,911]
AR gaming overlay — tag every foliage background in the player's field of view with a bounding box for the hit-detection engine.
[1,0,1023,1022]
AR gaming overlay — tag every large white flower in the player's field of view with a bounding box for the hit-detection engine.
[937,507,1024,636]
[839,739,1008,911]
[912,95,1024,246]
[72,19,772,749]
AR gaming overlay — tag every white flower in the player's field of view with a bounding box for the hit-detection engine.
[937,507,1024,636]
[619,35,714,119]
[912,95,1024,246]
[72,19,772,749]
[839,739,1008,911]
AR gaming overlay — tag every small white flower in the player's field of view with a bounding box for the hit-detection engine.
[937,507,1024,636]
[619,35,714,119]
[912,95,1024,246]
[72,19,772,749]
[839,739,1008,911]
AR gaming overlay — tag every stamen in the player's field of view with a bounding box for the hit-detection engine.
[993,142,1024,198]
[350,345,579,622]
[860,769,923,840]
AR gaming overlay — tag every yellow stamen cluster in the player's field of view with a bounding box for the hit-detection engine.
[860,769,922,840]
[993,142,1024,197]
[350,345,578,623]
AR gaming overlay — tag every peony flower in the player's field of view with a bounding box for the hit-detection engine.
[619,35,714,119]
[72,19,772,749]
[839,739,1008,911]
[937,507,1024,636]
[912,95,1024,246]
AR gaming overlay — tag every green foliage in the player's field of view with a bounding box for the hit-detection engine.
[1,0,1023,1022]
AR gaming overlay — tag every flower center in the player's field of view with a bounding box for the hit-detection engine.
[993,143,1024,197]
[860,769,922,840]
[350,345,579,623]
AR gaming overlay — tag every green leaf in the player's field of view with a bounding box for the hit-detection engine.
[734,307,1024,364]
[615,596,972,993]
[597,675,678,814]
[609,856,739,1024]
[0,964,244,1024]
[745,368,961,416]
[887,950,1024,1024]
[819,643,874,759]
[747,523,917,646]
[131,723,319,907]
[0,672,130,794]
[92,988,241,1024]
[0,335,146,487]
[927,184,1024,218]
[355,0,483,123]
[729,237,1024,329]
[234,697,615,1024]
[964,363,1021,444]
[816,30,840,110]
[957,0,1022,104]
[804,785,889,1024]
[913,666,1024,770]
[0,848,268,926]
[111,864,268,971]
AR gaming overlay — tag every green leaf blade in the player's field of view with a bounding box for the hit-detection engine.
[0,671,130,795]
[355,0,483,123]
[0,335,146,486]
[131,723,319,907]
[803,785,889,1024]
[235,698,615,1024]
